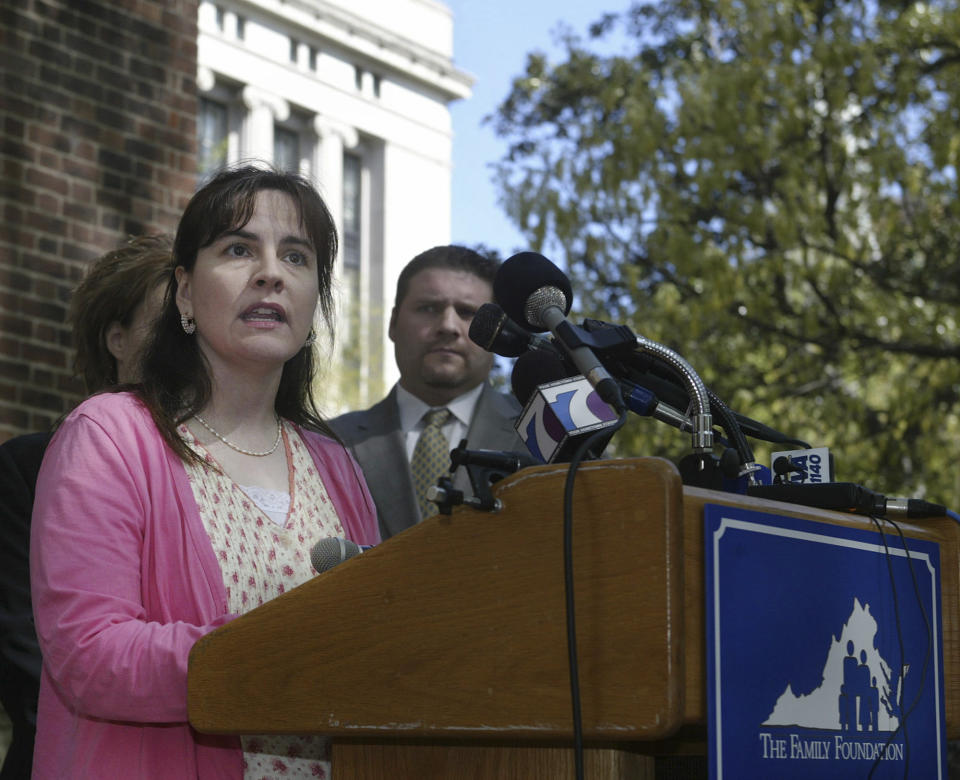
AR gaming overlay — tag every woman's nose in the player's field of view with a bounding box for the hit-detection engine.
[253,255,284,290]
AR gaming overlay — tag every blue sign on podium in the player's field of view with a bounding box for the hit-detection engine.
[704,504,946,778]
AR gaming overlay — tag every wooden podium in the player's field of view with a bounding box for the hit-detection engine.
[187,458,960,778]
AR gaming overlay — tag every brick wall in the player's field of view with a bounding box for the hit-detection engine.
[0,0,200,440]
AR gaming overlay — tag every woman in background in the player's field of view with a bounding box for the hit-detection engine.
[30,165,378,778]
[69,233,175,393]
[0,233,173,780]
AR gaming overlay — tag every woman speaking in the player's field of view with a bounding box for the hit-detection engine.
[30,165,379,778]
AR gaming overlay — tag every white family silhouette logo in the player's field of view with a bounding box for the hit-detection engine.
[757,598,907,763]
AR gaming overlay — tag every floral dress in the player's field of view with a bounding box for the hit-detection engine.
[181,421,345,779]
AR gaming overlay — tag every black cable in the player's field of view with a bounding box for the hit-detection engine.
[562,408,629,780]
[887,519,933,773]
[705,387,755,472]
[866,516,933,779]
[640,360,756,471]
[610,347,810,449]
[867,513,907,779]
[618,352,756,470]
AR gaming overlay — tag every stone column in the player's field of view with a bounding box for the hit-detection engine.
[311,116,359,233]
[241,86,289,163]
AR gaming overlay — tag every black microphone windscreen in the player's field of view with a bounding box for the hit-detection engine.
[494,252,573,332]
[468,302,508,352]
[510,348,573,406]
[469,301,542,358]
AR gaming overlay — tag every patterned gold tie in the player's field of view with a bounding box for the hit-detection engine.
[410,407,452,520]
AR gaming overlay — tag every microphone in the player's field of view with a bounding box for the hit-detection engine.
[468,302,557,358]
[449,446,540,473]
[511,347,570,406]
[746,482,947,519]
[425,442,539,514]
[495,252,626,413]
[572,318,715,455]
[511,349,618,463]
[883,497,946,519]
[771,447,835,484]
[619,379,693,433]
[310,537,373,574]
[513,347,691,436]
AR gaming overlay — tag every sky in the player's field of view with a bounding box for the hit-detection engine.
[445,1,623,258]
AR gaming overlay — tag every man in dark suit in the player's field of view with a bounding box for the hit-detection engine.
[330,245,525,540]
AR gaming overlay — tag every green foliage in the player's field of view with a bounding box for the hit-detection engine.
[320,273,387,415]
[491,0,960,503]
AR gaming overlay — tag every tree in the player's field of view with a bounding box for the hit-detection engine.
[491,0,960,504]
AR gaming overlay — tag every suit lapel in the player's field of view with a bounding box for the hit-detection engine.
[344,385,524,537]
[348,391,421,539]
[453,384,525,495]
[464,383,523,451]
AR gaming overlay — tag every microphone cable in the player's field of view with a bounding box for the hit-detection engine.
[608,347,758,474]
[608,340,811,450]
[704,387,756,477]
[866,515,933,780]
[884,517,932,780]
[867,513,908,780]
[561,406,629,780]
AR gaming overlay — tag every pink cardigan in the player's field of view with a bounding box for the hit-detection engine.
[30,392,379,779]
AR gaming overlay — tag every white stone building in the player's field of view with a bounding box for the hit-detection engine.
[195,0,472,409]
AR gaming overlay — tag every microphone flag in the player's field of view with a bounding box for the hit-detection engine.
[516,375,619,463]
[771,446,834,484]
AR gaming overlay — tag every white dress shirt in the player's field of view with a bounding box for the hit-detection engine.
[395,382,485,462]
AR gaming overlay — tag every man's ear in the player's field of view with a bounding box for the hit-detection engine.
[105,321,127,363]
[387,306,398,342]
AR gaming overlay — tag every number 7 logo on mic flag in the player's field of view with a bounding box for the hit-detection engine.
[516,375,619,463]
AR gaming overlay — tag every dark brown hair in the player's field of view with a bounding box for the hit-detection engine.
[69,234,174,393]
[137,164,339,463]
[394,244,497,308]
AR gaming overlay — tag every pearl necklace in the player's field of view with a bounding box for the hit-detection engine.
[193,413,283,457]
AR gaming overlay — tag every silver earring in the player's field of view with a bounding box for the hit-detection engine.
[180,313,196,335]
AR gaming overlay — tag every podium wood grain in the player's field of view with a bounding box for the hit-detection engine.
[188,457,685,740]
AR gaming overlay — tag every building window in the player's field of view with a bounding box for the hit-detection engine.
[342,152,362,270]
[236,15,246,40]
[273,126,299,172]
[289,38,298,64]
[372,74,381,98]
[215,5,225,32]
[308,46,318,71]
[354,65,363,91]
[198,97,228,175]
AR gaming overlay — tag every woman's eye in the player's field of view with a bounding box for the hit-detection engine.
[286,251,307,266]
[226,243,250,258]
